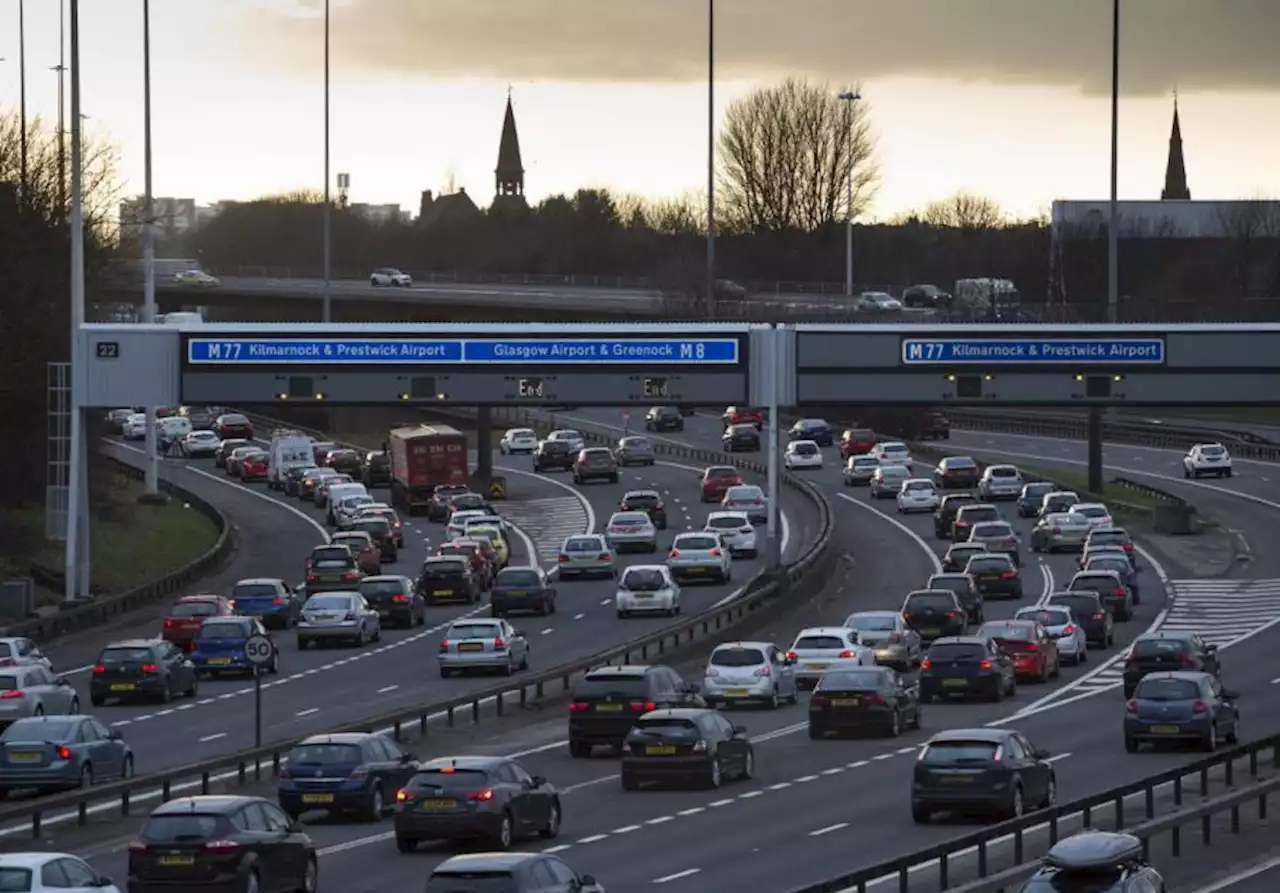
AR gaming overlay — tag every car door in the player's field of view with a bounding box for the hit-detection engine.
[361,737,400,793]
[699,713,733,773]
[233,803,283,889]
[502,759,549,832]
[504,622,527,661]
[261,801,308,883]
[52,855,106,893]
[989,639,1013,686]
[378,736,417,789]
[1192,635,1219,675]
[1012,733,1049,802]
[23,666,64,713]
[1205,677,1237,732]
[768,645,796,696]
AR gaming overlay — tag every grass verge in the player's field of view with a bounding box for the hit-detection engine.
[1119,407,1280,427]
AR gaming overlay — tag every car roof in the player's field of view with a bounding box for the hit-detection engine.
[713,640,771,651]
[177,593,224,601]
[623,489,661,498]
[1135,630,1194,642]
[796,626,854,637]
[0,853,68,868]
[1138,670,1208,683]
[104,638,158,649]
[639,707,714,720]
[417,755,507,772]
[234,578,285,587]
[435,853,541,872]
[298,732,380,746]
[930,636,988,646]
[586,664,657,677]
[359,575,407,583]
[983,619,1037,630]
[929,572,968,579]
[927,728,1010,745]
[152,795,258,816]
[1016,606,1070,617]
[707,511,749,520]
[848,610,901,619]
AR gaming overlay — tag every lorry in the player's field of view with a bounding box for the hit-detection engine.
[953,278,1021,319]
[389,424,470,515]
[267,429,316,490]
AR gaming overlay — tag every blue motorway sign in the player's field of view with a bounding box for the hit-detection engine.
[185,337,740,365]
[901,338,1165,365]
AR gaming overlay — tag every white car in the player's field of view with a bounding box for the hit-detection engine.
[786,626,875,688]
[977,464,1024,500]
[0,852,121,892]
[615,565,681,618]
[704,511,757,558]
[843,455,880,485]
[667,530,732,583]
[463,514,511,536]
[701,641,799,709]
[856,291,903,311]
[605,511,658,553]
[547,429,586,453]
[121,412,149,440]
[369,267,412,287]
[1184,443,1233,478]
[1015,605,1087,665]
[784,440,824,470]
[897,478,939,513]
[499,428,538,454]
[446,509,489,540]
[1072,502,1114,530]
[174,269,220,287]
[870,465,911,498]
[870,441,913,469]
[183,430,221,456]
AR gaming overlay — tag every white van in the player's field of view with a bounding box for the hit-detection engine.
[267,431,316,490]
[325,483,369,526]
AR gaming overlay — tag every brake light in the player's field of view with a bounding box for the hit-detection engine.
[1003,572,1017,579]
[0,658,13,667]
[1191,700,1209,714]
[630,701,656,712]
[1125,652,1138,665]
[956,521,968,528]
[786,650,798,661]
[946,611,963,621]
[0,690,23,699]
[754,665,772,677]
[669,550,680,559]
[1126,699,1139,713]
[493,638,506,650]
[1062,624,1076,635]
[205,840,242,852]
[127,841,149,853]
[569,702,589,712]
[978,658,992,670]
[395,789,413,802]
[141,663,158,673]
[709,548,722,557]
[837,650,856,658]
[467,789,495,802]
[1094,612,1107,620]
[163,617,175,627]
[54,745,71,760]
[903,613,915,622]
[1112,588,1126,597]
[863,695,885,705]
[343,572,360,581]
[810,695,827,706]
[1122,543,1133,551]
[306,574,318,583]
[349,766,369,780]
[599,553,611,561]
[1182,653,1195,668]
[992,746,1005,761]
[439,639,450,652]
[1025,643,1038,652]
[392,594,409,604]
[920,659,933,670]
[92,665,106,674]
[558,554,569,562]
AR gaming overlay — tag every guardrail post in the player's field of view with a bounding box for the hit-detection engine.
[472,698,480,723]
[1225,758,1234,788]
[896,867,908,893]
[1113,795,1123,828]
[31,812,41,838]
[238,761,247,786]
[1200,813,1212,845]
[272,753,281,777]
[201,770,211,794]
[496,692,504,718]
[447,706,456,728]
[939,853,950,887]
[1174,776,1183,806]
[1081,805,1092,828]
[392,720,404,740]
[1200,766,1209,797]
[1171,825,1181,857]
[162,779,172,801]
[1231,802,1241,834]
[419,714,428,736]
[1048,812,1059,845]
[122,790,131,816]
[1144,787,1154,818]
[1013,828,1024,863]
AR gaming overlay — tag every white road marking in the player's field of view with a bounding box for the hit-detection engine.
[810,822,849,836]
[653,868,702,884]
[197,733,226,743]
[835,492,943,574]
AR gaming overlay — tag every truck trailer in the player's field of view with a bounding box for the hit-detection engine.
[388,424,469,515]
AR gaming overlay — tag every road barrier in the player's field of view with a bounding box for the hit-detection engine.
[0,411,834,838]
[783,732,1280,893]
[1,454,234,642]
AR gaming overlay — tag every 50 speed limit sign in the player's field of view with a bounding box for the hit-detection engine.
[244,633,276,666]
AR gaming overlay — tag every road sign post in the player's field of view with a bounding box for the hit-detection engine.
[244,633,275,755]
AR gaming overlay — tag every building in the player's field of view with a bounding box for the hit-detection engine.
[492,93,528,211]
[418,188,481,228]
[117,196,200,236]
[347,203,410,225]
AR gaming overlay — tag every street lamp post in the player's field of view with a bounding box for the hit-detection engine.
[704,0,715,313]
[1107,0,1120,323]
[141,0,160,495]
[321,0,332,322]
[18,0,27,199]
[64,0,85,603]
[838,90,861,297]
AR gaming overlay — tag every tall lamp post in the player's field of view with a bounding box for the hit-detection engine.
[1106,0,1120,323]
[64,0,85,603]
[838,90,861,297]
[704,0,716,312]
[141,0,160,495]
[18,0,27,199]
[321,0,332,322]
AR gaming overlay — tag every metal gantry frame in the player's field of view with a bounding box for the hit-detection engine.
[45,362,71,542]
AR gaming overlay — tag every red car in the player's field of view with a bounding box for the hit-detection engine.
[700,466,744,503]
[839,428,877,458]
[162,595,235,652]
[240,451,269,481]
[722,406,766,429]
[978,619,1061,682]
[213,413,254,440]
[312,442,337,465]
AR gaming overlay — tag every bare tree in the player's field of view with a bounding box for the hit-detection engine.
[1215,197,1280,297]
[0,112,122,230]
[718,78,878,233]
[644,191,705,236]
[920,191,1005,229]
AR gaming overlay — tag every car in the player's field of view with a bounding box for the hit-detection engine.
[967,520,1021,566]
[0,851,120,891]
[918,636,1017,702]
[927,572,984,623]
[1024,831,1166,891]
[330,530,382,575]
[667,530,731,583]
[297,466,339,500]
[839,427,877,458]
[438,618,529,677]
[499,427,539,454]
[619,490,667,529]
[463,527,509,570]
[174,269,220,287]
[1072,502,1114,530]
[704,511,757,558]
[229,577,300,630]
[1068,569,1133,620]
[568,664,705,757]
[304,544,362,592]
[239,450,269,481]
[721,484,767,523]
[427,853,603,893]
[978,619,1060,682]
[1080,543,1131,570]
[191,616,278,677]
[1184,442,1233,478]
[843,454,881,485]
[105,407,135,433]
[897,478,939,513]
[160,594,235,651]
[0,665,79,725]
[1083,552,1140,601]
[809,666,922,739]
[310,440,338,465]
[358,574,425,627]
[330,489,375,528]
[902,590,968,641]
[645,405,685,432]
[621,707,754,790]
[615,564,681,618]
[1124,671,1239,752]
[1122,631,1221,698]
[932,455,981,489]
[278,731,417,822]
[89,639,199,706]
[212,412,253,440]
[788,418,834,446]
[355,503,406,547]
[349,515,399,561]
[532,439,575,472]
[1041,490,1082,517]
[701,641,799,709]
[952,502,1000,542]
[933,493,977,538]
[446,509,490,540]
[870,464,911,498]
[314,473,356,509]
[942,542,988,574]
[180,405,217,430]
[121,412,149,440]
[297,591,381,648]
[722,423,761,452]
[282,464,319,497]
[606,510,659,553]
[783,439,824,470]
[393,756,561,851]
[555,534,616,579]
[546,429,586,452]
[856,290,902,311]
[356,450,390,487]
[1046,591,1115,649]
[182,429,220,457]
[912,729,1056,823]
[614,435,656,466]
[427,484,472,521]
[572,447,619,484]
[1029,510,1093,553]
[977,464,1023,501]
[370,266,412,286]
[722,406,765,428]
[1084,526,1139,567]
[1017,481,1056,517]
[841,611,923,670]
[416,555,482,604]
[786,626,875,688]
[700,465,743,502]
[223,445,257,477]
[491,566,557,617]
[966,553,1023,599]
[1015,606,1088,665]
[902,283,951,307]
[870,440,913,469]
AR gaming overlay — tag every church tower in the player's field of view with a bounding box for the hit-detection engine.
[1160,95,1190,200]
[494,93,526,203]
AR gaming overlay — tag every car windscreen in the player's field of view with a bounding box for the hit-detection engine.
[611,513,650,526]
[1089,530,1128,544]
[564,537,604,552]
[141,813,234,842]
[623,494,660,507]
[1017,610,1070,627]
[1132,638,1190,657]
[793,443,819,455]
[1070,575,1114,592]
[359,580,407,596]
[921,741,1000,764]
[905,594,954,610]
[1048,594,1100,616]
[988,467,1018,478]
[943,457,976,468]
[710,647,766,667]
[972,523,1013,537]
[99,647,153,665]
[958,507,998,522]
[1200,445,1227,457]
[904,481,933,492]
[421,561,467,577]
[676,535,718,550]
[496,570,541,588]
[352,519,391,536]
[287,743,363,765]
[967,557,1011,573]
[621,569,667,591]
[447,624,499,640]
[1135,678,1200,701]
[794,635,846,649]
[983,624,1032,641]
[925,642,987,661]
[1075,505,1108,518]
[1087,558,1130,575]
[929,577,967,594]
[170,600,219,617]
[305,595,353,611]
[199,621,248,639]
[409,767,491,789]
[634,718,700,736]
[846,615,896,631]
[574,676,648,698]
[0,868,32,892]
[820,669,884,690]
[706,516,745,529]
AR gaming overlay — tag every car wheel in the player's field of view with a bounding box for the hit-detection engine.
[569,740,592,759]
[740,749,755,780]
[911,803,931,824]
[1203,723,1219,752]
[1124,735,1139,753]
[1007,784,1024,819]
[90,693,105,707]
[887,710,901,737]
[492,811,515,850]
[365,783,385,822]
[540,800,562,838]
[705,759,723,789]
[121,754,134,780]
[768,688,780,710]
[68,696,80,713]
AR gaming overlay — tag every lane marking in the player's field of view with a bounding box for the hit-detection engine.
[1190,853,1280,893]
[197,733,225,743]
[835,492,943,574]
[653,868,702,884]
[810,822,849,836]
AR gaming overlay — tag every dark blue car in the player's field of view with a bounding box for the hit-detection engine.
[278,732,419,822]
[1017,482,1056,517]
[490,566,557,617]
[1124,671,1239,752]
[231,577,300,629]
[191,616,278,677]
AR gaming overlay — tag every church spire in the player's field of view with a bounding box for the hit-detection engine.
[495,92,525,199]
[1160,93,1190,200]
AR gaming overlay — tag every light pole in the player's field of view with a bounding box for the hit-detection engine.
[1106,0,1120,323]
[141,0,160,495]
[704,0,715,313]
[18,0,27,199]
[52,0,66,216]
[321,0,332,322]
[838,90,861,297]
[64,0,85,603]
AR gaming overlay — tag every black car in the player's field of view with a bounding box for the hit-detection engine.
[416,556,482,605]
[568,664,704,757]
[808,667,922,739]
[128,795,317,893]
[393,756,561,852]
[361,450,391,486]
[359,575,425,628]
[619,489,668,529]
[282,464,318,497]
[428,484,472,522]
[933,456,982,489]
[1084,526,1139,568]
[1047,591,1115,648]
[1023,831,1165,893]
[1082,553,1141,601]
[927,572,984,623]
[952,503,1000,543]
[788,418,834,447]
[919,636,1017,702]
[722,423,761,452]
[89,639,199,707]
[912,728,1056,822]
[533,440,575,472]
[902,590,968,641]
[325,448,362,476]
[304,546,362,593]
[277,732,418,821]
[965,553,1023,599]
[1122,631,1221,698]
[449,492,496,516]
[1069,569,1134,620]
[621,708,753,790]
[934,493,977,538]
[942,543,988,574]
[902,283,951,308]
[645,406,684,432]
[213,438,251,469]
[349,516,397,561]
[427,853,604,893]
[491,566,557,617]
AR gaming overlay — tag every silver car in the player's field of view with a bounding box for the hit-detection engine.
[842,611,923,670]
[0,638,52,671]
[787,626,875,689]
[0,665,79,723]
[556,534,616,580]
[1015,606,1087,665]
[722,485,768,524]
[296,591,381,648]
[605,511,659,554]
[313,473,354,508]
[701,641,799,709]
[977,464,1024,500]
[615,565,681,618]
[0,715,133,794]
[1030,511,1093,553]
[968,520,1021,566]
[870,465,911,498]
[547,429,586,453]
[704,511,757,558]
[334,494,376,529]
[438,619,529,677]
[842,455,880,485]
[667,531,732,584]
[1073,502,1114,530]
[615,436,656,466]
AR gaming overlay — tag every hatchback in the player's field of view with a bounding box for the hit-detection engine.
[416,556,481,605]
[568,664,705,757]
[330,530,381,575]
[191,616,278,677]
[161,594,235,651]
[614,436,656,466]
[902,590,968,641]
[646,406,685,432]
[499,428,538,454]
[1073,502,1114,529]
[1122,631,1220,698]
[438,619,529,677]
[701,466,743,501]
[1015,606,1087,665]
[426,852,603,893]
[278,732,419,822]
[977,464,1023,500]
[839,428,877,457]
[667,531,731,583]
[297,591,381,648]
[619,490,668,529]
[870,465,910,498]
[0,715,132,794]
[89,639,199,706]
[952,503,1000,542]
[897,478,939,513]
[1084,527,1139,567]
[722,424,761,452]
[843,611,923,670]
[942,542,987,574]
[1030,511,1093,553]
[701,641,799,709]
[491,566,557,617]
[1124,671,1239,752]
[932,456,981,489]
[615,565,681,617]
[918,637,1016,702]
[1068,569,1133,620]
[786,626,874,688]
[621,708,754,790]
[1046,591,1115,649]
[556,534,616,579]
[722,484,768,523]
[1017,481,1056,517]
[784,440,824,470]
[606,511,659,553]
[978,620,1060,682]
[358,575,425,628]
[1041,490,1081,517]
[304,545,362,593]
[965,554,1023,599]
[870,441,913,469]
[704,511,757,558]
[967,520,1020,566]
[809,667,922,739]
[912,729,1056,822]
[843,455,880,485]
[927,572,984,623]
[572,447,619,484]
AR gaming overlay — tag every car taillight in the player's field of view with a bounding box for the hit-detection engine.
[599,553,611,561]
[306,574,318,583]
[395,789,413,802]
[569,702,589,712]
[1025,644,1038,652]
[467,789,495,802]
[92,665,106,674]
[786,650,798,661]
[920,658,933,670]
[1062,624,1076,635]
[669,550,680,559]
[810,695,827,706]
[1112,588,1126,597]
[863,695,885,705]
[0,658,14,667]
[439,640,450,652]
[978,658,992,670]
[343,572,359,581]
[837,650,856,658]
[1191,700,1209,714]
[54,745,71,760]
[162,617,175,627]
[392,594,409,604]
[141,663,158,673]
[1182,654,1195,668]
[1125,652,1138,665]
[1125,699,1139,713]
[709,548,722,557]
[1003,572,1017,579]
[1122,543,1133,551]
[493,638,506,650]
[630,701,656,712]
[205,840,241,852]
[903,613,914,622]
[754,665,772,677]
[946,611,963,621]
[557,553,570,562]
[0,690,23,699]
[1094,612,1107,620]
[272,596,284,605]
[956,521,968,527]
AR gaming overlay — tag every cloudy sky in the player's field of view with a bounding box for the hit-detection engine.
[3,0,1278,221]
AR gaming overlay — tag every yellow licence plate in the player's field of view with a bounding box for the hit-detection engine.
[725,688,749,696]
[158,855,195,866]
[8,752,40,762]
[458,643,483,652]
[646,745,677,755]
[433,590,453,596]
[421,798,456,810]
[111,683,136,691]
[921,629,940,637]
[207,658,232,665]
[1150,725,1181,734]
[595,703,623,712]
[940,776,974,784]
[301,793,334,804]
[831,698,860,706]
[808,663,829,670]
[942,679,968,687]
[504,590,528,597]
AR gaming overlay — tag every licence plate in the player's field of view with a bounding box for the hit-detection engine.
[433,590,453,596]
[725,688,749,696]
[378,609,391,617]
[458,643,483,652]
[1150,725,1181,734]
[8,752,40,763]
[921,629,940,638]
[980,574,999,582]
[301,793,334,804]
[831,698,860,707]
[942,679,968,688]
[158,855,195,866]
[595,704,623,712]
[940,776,974,784]
[687,567,705,573]
[646,745,676,755]
[111,683,136,691]
[504,590,528,597]
[420,798,456,811]
[635,592,653,599]
[207,658,232,665]
[574,555,595,561]
[807,663,829,670]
